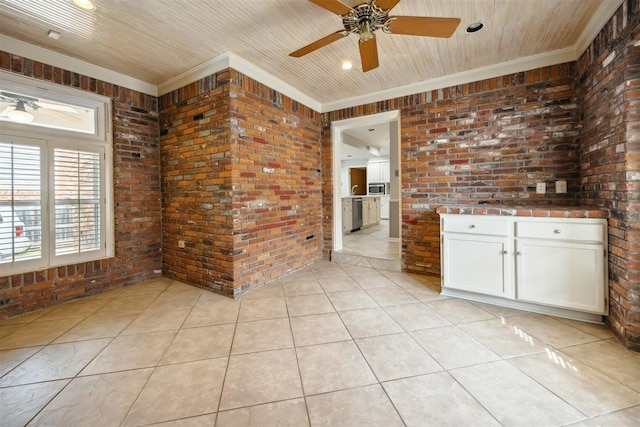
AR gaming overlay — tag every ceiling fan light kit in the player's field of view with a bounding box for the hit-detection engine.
[290,0,461,72]
[0,91,84,125]
[7,101,34,123]
[72,0,96,11]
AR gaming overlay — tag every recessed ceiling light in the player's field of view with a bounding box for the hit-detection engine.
[48,30,61,40]
[465,22,484,33]
[342,61,352,70]
[72,0,96,10]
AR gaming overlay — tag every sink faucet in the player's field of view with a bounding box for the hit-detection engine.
[351,185,358,195]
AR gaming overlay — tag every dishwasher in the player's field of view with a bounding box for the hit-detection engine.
[351,197,363,231]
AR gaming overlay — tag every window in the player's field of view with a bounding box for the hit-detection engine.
[0,72,112,275]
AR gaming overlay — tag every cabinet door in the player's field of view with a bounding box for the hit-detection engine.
[515,239,605,314]
[381,197,389,219]
[342,200,352,233]
[367,163,381,183]
[370,200,377,224]
[375,199,381,223]
[362,200,370,227]
[381,161,390,182]
[443,234,509,297]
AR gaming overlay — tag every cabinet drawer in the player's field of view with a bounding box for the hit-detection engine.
[516,221,604,242]
[442,215,509,236]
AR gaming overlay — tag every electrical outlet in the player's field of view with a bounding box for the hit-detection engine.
[536,182,546,194]
[178,240,185,248]
[555,180,567,194]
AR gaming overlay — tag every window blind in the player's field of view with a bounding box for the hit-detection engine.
[53,148,101,256]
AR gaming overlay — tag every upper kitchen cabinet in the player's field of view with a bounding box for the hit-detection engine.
[367,161,390,183]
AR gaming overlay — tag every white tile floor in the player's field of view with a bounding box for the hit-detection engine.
[1,260,639,426]
[338,220,400,264]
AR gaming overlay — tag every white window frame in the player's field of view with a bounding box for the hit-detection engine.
[0,71,113,276]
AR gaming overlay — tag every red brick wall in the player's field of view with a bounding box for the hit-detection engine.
[322,64,582,274]
[230,73,323,292]
[159,71,235,294]
[578,0,640,349]
[0,52,162,318]
[159,70,322,296]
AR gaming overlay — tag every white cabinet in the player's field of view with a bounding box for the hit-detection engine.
[442,216,509,298]
[361,197,381,229]
[342,198,352,234]
[514,220,606,314]
[381,196,390,220]
[368,198,378,225]
[381,163,390,182]
[440,214,608,322]
[367,161,390,183]
[362,199,371,228]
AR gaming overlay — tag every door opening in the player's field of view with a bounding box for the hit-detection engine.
[332,110,401,261]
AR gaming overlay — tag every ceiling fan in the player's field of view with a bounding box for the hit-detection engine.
[290,0,461,72]
[0,91,81,123]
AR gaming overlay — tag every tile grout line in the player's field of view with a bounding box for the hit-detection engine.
[283,282,313,427]
[114,280,182,427]
[15,286,159,426]
[316,262,408,425]
[212,288,247,424]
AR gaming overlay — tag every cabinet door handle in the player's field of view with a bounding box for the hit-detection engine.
[553,229,561,234]
[469,225,476,229]
[502,250,508,255]
[516,251,522,255]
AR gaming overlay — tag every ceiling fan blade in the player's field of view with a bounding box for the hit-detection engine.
[376,0,402,11]
[37,108,81,122]
[308,0,353,16]
[290,31,346,57]
[0,91,38,102]
[359,37,379,72]
[0,106,13,116]
[387,16,461,38]
[35,101,78,113]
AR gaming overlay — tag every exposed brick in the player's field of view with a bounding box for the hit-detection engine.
[159,69,322,295]
[578,0,640,350]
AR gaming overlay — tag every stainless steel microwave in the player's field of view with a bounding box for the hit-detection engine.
[368,183,385,194]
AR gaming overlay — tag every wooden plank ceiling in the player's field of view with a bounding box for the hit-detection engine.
[0,0,621,105]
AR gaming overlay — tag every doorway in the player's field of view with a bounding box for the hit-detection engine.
[332,110,401,264]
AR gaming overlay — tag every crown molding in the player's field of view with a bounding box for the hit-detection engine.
[156,52,231,96]
[574,0,624,58]
[0,34,157,96]
[321,47,576,112]
[156,52,322,111]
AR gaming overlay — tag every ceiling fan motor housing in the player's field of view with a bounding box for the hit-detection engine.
[290,0,460,72]
[342,2,391,40]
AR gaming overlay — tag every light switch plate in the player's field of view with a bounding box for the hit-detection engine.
[556,180,567,193]
[536,183,546,194]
